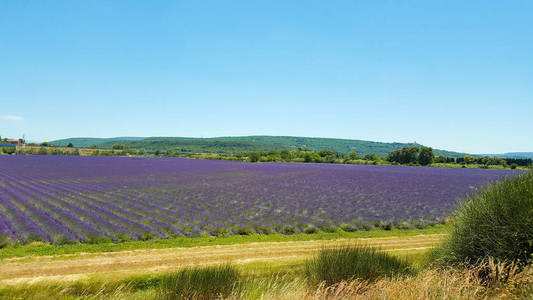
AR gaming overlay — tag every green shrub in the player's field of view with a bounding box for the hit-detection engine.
[320,225,338,233]
[254,225,274,235]
[378,221,392,230]
[86,234,112,244]
[280,226,297,235]
[339,223,357,232]
[140,231,156,241]
[394,222,412,230]
[209,227,231,237]
[434,172,533,268]
[0,235,13,249]
[353,221,373,231]
[303,225,319,234]
[53,234,75,246]
[304,245,414,285]
[115,233,132,243]
[157,265,239,299]
[233,226,255,235]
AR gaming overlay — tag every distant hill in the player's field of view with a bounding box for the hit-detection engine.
[484,152,533,159]
[52,135,469,157]
[51,137,145,148]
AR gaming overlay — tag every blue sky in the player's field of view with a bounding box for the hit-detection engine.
[1,1,532,154]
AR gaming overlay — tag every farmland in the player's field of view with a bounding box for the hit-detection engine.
[0,155,518,244]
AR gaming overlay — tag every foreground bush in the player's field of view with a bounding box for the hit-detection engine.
[157,265,239,299]
[435,172,533,268]
[0,235,13,249]
[304,245,414,285]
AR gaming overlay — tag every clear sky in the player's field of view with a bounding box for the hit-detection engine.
[1,1,532,154]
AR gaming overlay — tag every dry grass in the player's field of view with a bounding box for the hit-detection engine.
[232,264,533,300]
[0,234,443,286]
[2,263,531,299]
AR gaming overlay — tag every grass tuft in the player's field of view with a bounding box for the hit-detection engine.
[304,245,414,286]
[156,264,239,299]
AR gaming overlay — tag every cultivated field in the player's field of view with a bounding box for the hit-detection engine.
[0,156,517,244]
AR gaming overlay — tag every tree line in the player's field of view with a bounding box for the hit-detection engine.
[4,142,531,169]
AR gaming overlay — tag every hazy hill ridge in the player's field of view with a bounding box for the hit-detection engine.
[52,136,469,157]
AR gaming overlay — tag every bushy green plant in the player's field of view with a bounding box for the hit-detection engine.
[115,233,132,243]
[140,231,156,241]
[320,225,338,233]
[434,172,533,268]
[394,222,412,230]
[303,225,319,234]
[378,221,392,230]
[353,221,373,231]
[304,245,414,285]
[0,235,13,249]
[86,233,112,244]
[233,226,255,235]
[53,234,75,246]
[280,225,297,235]
[157,265,239,299]
[209,227,231,237]
[254,225,274,235]
[339,223,357,232]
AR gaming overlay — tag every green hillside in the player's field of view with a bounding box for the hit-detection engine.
[51,136,468,158]
[51,137,145,148]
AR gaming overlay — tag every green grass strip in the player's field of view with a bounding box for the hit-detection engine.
[0,226,448,259]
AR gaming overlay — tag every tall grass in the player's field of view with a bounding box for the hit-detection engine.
[156,264,239,299]
[434,172,533,268]
[304,245,414,286]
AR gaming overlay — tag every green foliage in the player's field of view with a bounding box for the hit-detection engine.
[53,136,467,157]
[115,233,132,243]
[280,226,297,235]
[86,234,112,244]
[0,235,13,249]
[303,225,319,234]
[112,143,126,150]
[53,234,75,246]
[348,151,358,160]
[388,146,420,164]
[140,231,156,241]
[304,245,414,285]
[339,223,357,232]
[378,221,392,231]
[156,265,239,299]
[233,226,256,235]
[418,146,434,166]
[254,225,274,235]
[320,225,338,233]
[434,172,533,268]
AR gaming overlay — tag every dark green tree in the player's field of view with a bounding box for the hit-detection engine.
[418,147,434,165]
[348,151,358,160]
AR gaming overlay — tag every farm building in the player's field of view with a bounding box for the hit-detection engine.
[0,139,23,147]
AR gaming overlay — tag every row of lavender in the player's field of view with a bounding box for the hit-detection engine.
[0,155,518,243]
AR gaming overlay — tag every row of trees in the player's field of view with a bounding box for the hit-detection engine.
[6,141,531,169]
[387,146,435,165]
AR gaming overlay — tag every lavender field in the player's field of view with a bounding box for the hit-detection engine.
[0,156,517,243]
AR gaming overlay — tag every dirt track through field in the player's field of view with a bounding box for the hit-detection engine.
[0,234,445,286]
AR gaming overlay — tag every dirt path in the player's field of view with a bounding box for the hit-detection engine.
[0,234,445,286]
